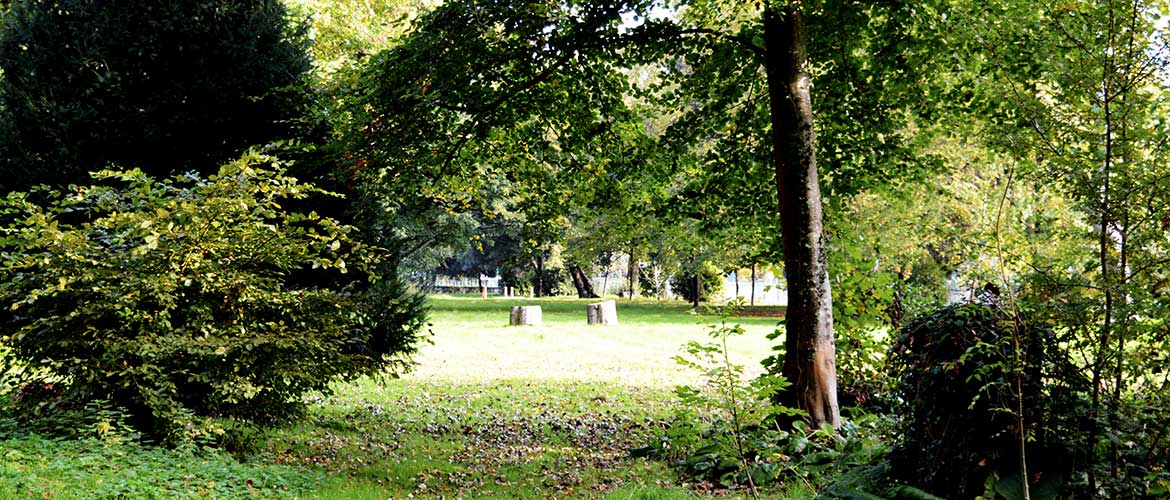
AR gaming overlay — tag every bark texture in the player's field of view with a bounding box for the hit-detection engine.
[586,300,619,325]
[569,264,599,298]
[763,3,840,429]
[532,255,545,297]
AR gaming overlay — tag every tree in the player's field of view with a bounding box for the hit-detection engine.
[963,0,1170,493]
[437,214,523,282]
[648,0,945,427]
[339,0,672,298]
[757,2,840,427]
[285,0,436,76]
[345,0,945,428]
[0,0,311,191]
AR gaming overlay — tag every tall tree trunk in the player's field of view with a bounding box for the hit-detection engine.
[569,264,599,298]
[1089,68,1115,494]
[598,252,612,296]
[764,3,840,429]
[651,263,663,299]
[626,248,639,299]
[751,263,757,306]
[692,273,701,308]
[533,255,545,298]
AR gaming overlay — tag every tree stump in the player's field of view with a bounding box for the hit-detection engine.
[586,300,618,325]
[509,305,542,327]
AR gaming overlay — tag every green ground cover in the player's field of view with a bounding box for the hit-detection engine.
[1,296,787,499]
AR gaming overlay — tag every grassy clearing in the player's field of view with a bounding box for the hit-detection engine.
[1,296,786,499]
[273,295,784,499]
[413,294,781,385]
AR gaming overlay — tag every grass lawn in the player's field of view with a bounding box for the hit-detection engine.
[1,295,788,499]
[414,294,781,385]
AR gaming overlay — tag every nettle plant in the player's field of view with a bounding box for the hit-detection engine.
[0,152,405,444]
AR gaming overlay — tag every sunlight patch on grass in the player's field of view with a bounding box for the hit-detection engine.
[412,295,782,387]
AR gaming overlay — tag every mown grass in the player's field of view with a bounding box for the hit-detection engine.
[414,294,781,385]
[1,295,786,499]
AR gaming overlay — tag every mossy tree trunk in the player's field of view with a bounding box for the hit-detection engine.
[764,3,840,429]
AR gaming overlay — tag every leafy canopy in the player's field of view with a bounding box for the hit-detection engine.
[0,0,311,191]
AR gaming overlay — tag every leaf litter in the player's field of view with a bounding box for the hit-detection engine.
[266,379,685,498]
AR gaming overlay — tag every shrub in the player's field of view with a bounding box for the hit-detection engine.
[887,303,1076,499]
[671,263,725,303]
[635,301,890,493]
[0,152,423,443]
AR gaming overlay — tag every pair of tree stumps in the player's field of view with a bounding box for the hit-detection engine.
[508,300,618,327]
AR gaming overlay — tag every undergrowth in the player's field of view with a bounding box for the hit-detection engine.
[0,408,324,499]
[634,300,896,496]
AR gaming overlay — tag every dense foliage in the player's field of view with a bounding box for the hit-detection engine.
[3,0,1170,496]
[887,304,1075,498]
[637,302,891,495]
[0,0,311,191]
[0,153,423,443]
[670,263,725,304]
[0,398,325,498]
[944,0,1170,495]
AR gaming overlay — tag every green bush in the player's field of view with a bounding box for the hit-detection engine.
[887,304,1075,499]
[670,263,725,303]
[635,301,890,492]
[0,152,422,444]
